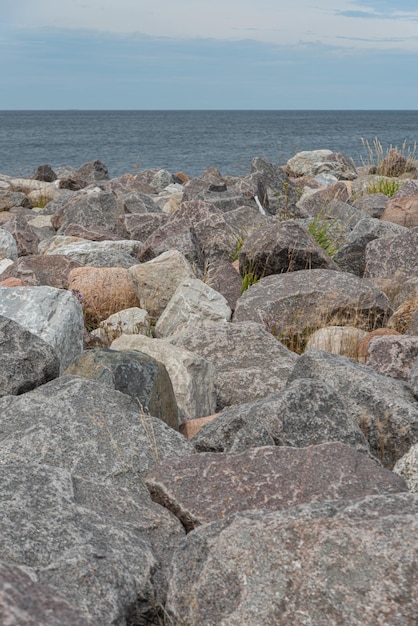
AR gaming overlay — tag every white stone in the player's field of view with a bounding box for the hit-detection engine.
[91,307,150,344]
[0,229,18,261]
[0,286,83,372]
[155,277,232,338]
[111,333,217,423]
[306,326,367,360]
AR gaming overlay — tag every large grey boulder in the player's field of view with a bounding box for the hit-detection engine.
[351,192,389,218]
[0,561,97,626]
[146,443,407,531]
[0,464,184,625]
[138,217,203,269]
[0,286,83,372]
[233,269,392,344]
[111,334,217,424]
[0,316,60,396]
[334,217,407,276]
[128,249,195,319]
[41,238,142,268]
[123,212,169,241]
[192,379,371,455]
[0,254,82,288]
[286,149,357,180]
[165,493,417,626]
[288,349,418,467]
[155,277,232,338]
[64,348,179,430]
[239,220,338,280]
[170,321,298,410]
[364,228,418,284]
[51,190,126,238]
[117,190,161,214]
[0,375,194,493]
[393,443,418,492]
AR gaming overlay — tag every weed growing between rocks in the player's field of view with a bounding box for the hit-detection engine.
[365,177,404,197]
[307,213,339,258]
[360,137,418,176]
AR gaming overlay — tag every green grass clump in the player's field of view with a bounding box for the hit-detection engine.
[365,177,403,198]
[308,215,339,258]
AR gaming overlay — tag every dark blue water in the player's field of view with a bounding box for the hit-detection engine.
[0,110,417,179]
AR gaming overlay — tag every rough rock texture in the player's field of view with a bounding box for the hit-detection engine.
[333,217,407,276]
[382,195,418,228]
[90,307,151,344]
[286,149,357,180]
[204,259,242,312]
[288,349,418,468]
[0,254,82,288]
[0,227,18,260]
[0,315,60,396]
[295,185,351,218]
[155,277,232,338]
[357,327,401,363]
[0,464,184,625]
[0,190,31,210]
[68,266,140,328]
[41,238,142,268]
[393,443,418,492]
[233,269,392,339]
[138,218,203,269]
[364,228,418,283]
[192,379,371,455]
[0,561,97,626]
[0,375,194,493]
[123,212,169,241]
[366,335,418,380]
[64,348,179,430]
[51,190,126,237]
[111,334,217,424]
[165,493,417,626]
[238,220,338,280]
[128,249,195,319]
[146,443,406,531]
[170,321,297,410]
[0,286,83,372]
[1,214,40,256]
[388,298,418,333]
[117,190,161,214]
[305,325,367,359]
[194,212,238,263]
[351,192,388,218]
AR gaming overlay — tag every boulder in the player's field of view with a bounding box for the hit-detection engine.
[382,195,418,228]
[0,254,82,288]
[111,334,217,423]
[72,159,109,187]
[0,190,32,210]
[41,238,141,268]
[150,168,174,193]
[286,149,357,180]
[0,286,83,372]
[0,561,97,626]
[0,464,184,625]
[122,212,169,241]
[296,184,351,217]
[239,220,338,280]
[203,259,242,312]
[0,228,18,260]
[193,379,370,455]
[388,298,418,333]
[365,335,418,381]
[128,249,195,319]
[146,442,406,531]
[233,270,392,348]
[117,190,161,214]
[33,163,57,182]
[393,443,418,492]
[364,228,418,284]
[170,321,297,410]
[305,325,367,359]
[155,277,231,338]
[1,214,39,256]
[64,348,179,430]
[288,349,418,467]
[138,217,203,269]
[351,192,388,218]
[0,315,60,396]
[0,375,194,492]
[357,327,401,363]
[68,266,140,329]
[90,307,151,344]
[333,217,407,276]
[194,212,238,263]
[51,191,126,238]
[165,493,417,626]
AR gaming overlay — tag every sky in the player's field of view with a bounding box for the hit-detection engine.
[1,0,418,109]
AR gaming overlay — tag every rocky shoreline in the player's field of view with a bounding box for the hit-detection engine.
[0,148,417,624]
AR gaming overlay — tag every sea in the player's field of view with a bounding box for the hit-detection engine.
[0,110,417,180]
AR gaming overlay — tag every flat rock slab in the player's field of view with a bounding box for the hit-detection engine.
[165,493,418,626]
[0,465,184,625]
[145,442,407,531]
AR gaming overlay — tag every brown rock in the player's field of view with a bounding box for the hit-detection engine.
[0,277,26,287]
[357,327,401,363]
[382,195,418,228]
[388,298,418,333]
[68,266,140,328]
[179,413,221,439]
[366,335,418,381]
[145,442,407,531]
[0,255,82,289]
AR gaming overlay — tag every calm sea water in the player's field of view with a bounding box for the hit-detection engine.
[0,110,417,179]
